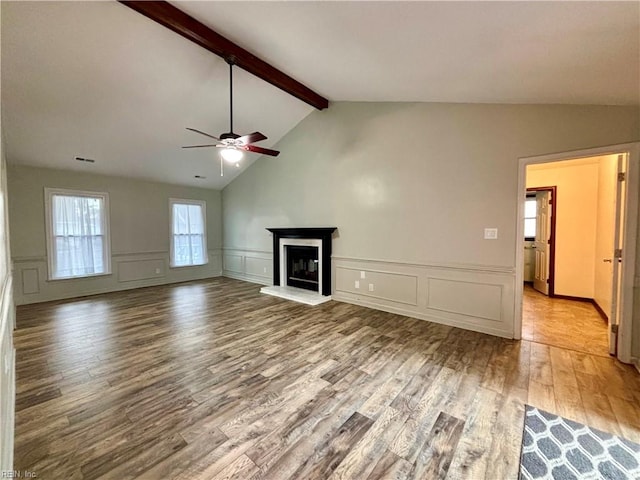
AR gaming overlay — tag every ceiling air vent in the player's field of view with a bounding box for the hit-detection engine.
[75,156,95,163]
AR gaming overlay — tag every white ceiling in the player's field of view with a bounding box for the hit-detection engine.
[2,1,638,189]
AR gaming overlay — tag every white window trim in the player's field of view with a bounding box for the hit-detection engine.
[169,198,208,268]
[44,187,112,281]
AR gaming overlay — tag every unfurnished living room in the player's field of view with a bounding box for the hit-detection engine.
[1,1,640,479]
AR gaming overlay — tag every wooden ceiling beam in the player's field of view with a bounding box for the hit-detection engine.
[119,1,329,110]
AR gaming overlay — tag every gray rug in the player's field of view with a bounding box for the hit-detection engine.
[519,405,640,480]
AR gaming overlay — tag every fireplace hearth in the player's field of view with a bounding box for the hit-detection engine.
[260,227,337,305]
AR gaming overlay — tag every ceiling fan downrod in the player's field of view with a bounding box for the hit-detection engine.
[220,57,239,140]
[228,59,233,135]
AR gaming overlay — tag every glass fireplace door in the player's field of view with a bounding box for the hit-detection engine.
[286,246,319,292]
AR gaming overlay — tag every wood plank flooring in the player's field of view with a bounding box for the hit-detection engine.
[13,278,640,479]
[522,284,609,357]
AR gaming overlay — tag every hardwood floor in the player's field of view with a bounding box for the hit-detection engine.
[13,278,640,479]
[522,284,609,357]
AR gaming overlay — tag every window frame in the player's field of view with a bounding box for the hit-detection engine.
[169,198,208,268]
[524,193,536,241]
[44,187,112,281]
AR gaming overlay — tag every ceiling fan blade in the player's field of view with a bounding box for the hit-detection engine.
[245,144,280,157]
[237,131,267,145]
[186,127,220,141]
[182,144,218,149]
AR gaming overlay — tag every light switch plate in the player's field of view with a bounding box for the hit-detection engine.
[355,280,360,289]
[484,228,498,239]
[368,284,374,292]
[360,271,366,279]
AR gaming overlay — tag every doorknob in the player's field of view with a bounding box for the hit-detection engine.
[603,259,613,263]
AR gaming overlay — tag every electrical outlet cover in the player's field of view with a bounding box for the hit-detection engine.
[484,228,498,239]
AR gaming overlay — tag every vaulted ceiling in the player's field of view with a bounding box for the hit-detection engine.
[2,1,638,189]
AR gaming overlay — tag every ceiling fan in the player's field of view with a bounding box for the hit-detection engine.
[183,58,280,176]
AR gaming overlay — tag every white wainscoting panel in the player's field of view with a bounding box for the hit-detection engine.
[335,267,418,306]
[12,250,222,305]
[224,251,517,338]
[332,256,516,338]
[117,258,165,282]
[223,254,244,274]
[0,276,15,471]
[21,268,39,295]
[223,248,272,285]
[245,256,272,279]
[427,278,502,321]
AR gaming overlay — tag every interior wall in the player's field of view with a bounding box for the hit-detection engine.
[0,117,16,471]
[8,165,223,304]
[594,155,618,317]
[526,159,600,298]
[222,102,639,339]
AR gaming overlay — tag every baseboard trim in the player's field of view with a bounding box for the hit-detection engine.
[552,294,608,322]
[332,292,512,339]
[591,300,608,322]
[633,358,640,374]
[552,294,592,302]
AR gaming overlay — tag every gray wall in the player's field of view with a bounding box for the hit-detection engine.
[221,102,640,346]
[9,165,223,304]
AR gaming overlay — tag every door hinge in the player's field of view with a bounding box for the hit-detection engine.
[546,279,550,284]
[618,172,626,182]
[614,248,622,259]
[611,324,619,334]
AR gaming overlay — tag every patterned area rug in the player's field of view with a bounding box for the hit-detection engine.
[519,405,640,480]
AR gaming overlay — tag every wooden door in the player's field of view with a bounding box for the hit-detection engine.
[533,190,551,295]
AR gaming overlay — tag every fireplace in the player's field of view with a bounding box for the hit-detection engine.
[261,227,337,304]
[286,246,319,292]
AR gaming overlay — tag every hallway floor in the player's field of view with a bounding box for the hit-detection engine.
[522,284,609,357]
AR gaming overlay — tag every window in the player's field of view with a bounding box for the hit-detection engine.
[170,199,208,267]
[45,188,111,280]
[524,194,536,240]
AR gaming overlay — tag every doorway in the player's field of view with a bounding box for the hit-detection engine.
[515,143,639,364]
[525,186,556,297]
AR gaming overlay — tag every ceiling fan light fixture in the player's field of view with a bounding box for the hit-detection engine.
[220,147,243,163]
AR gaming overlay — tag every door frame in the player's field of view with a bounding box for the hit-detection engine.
[514,142,640,364]
[526,186,557,297]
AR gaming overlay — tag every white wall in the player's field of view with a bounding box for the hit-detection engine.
[222,102,639,339]
[526,159,600,298]
[8,165,223,304]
